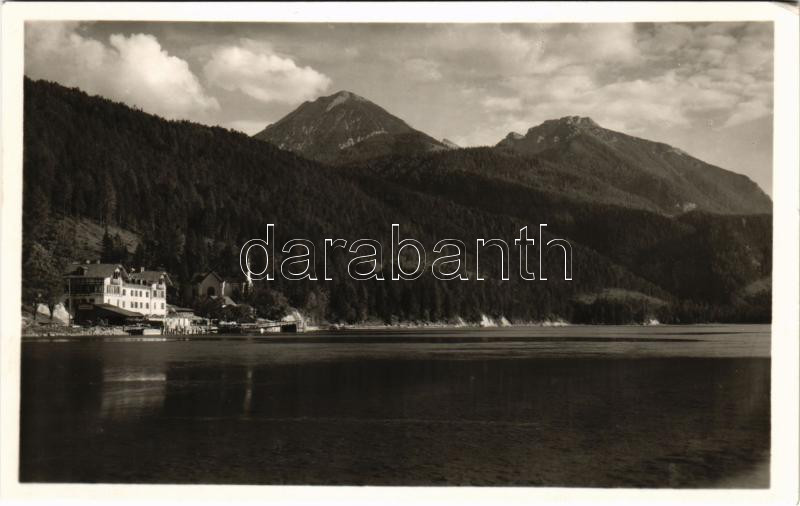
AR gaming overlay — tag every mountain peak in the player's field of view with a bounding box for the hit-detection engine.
[254,90,446,163]
[553,115,598,128]
[323,90,369,111]
[532,116,600,133]
[498,117,603,150]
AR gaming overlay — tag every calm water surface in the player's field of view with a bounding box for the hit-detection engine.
[20,324,770,487]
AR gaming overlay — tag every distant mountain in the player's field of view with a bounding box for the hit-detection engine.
[254,90,449,164]
[496,116,772,215]
[256,91,770,216]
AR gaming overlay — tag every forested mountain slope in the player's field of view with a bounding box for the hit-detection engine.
[22,78,771,323]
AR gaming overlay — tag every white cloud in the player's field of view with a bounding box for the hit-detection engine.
[25,22,219,121]
[723,98,771,127]
[547,23,641,65]
[482,96,522,112]
[426,24,641,79]
[461,22,773,146]
[404,58,442,82]
[203,40,331,104]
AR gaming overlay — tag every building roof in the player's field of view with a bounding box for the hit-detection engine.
[191,271,224,284]
[64,263,176,287]
[64,263,126,279]
[191,271,244,285]
[130,270,173,287]
[207,295,238,306]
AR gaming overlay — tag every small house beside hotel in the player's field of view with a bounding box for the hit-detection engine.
[190,271,245,299]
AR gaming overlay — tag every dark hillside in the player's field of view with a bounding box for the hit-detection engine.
[22,78,771,323]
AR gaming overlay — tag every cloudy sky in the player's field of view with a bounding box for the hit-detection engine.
[25,21,773,194]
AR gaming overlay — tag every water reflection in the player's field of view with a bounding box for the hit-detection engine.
[100,367,166,420]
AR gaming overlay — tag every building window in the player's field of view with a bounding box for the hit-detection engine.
[161,303,165,310]
[69,280,104,295]
[122,289,126,295]
[146,303,149,309]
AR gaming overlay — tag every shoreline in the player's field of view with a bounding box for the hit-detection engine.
[20,321,771,342]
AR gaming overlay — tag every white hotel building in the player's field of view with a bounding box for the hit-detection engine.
[64,262,171,320]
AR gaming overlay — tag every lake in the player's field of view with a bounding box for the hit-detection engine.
[19,324,770,487]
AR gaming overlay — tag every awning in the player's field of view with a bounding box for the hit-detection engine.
[92,303,144,317]
[74,303,145,324]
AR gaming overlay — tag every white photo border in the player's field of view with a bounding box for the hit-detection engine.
[1,2,797,505]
